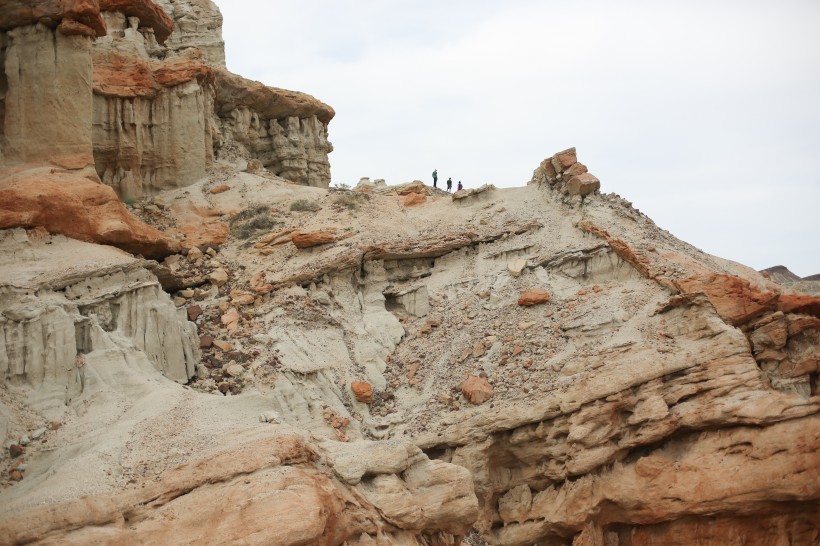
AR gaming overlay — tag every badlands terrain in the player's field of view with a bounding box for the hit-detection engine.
[1,1,819,545]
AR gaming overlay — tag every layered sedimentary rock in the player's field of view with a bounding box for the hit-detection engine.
[213,69,334,187]
[2,0,334,212]
[0,433,478,545]
[90,8,214,199]
[0,229,198,413]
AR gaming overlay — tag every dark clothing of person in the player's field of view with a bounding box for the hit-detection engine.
[457,181,463,191]
[446,179,452,192]
[432,170,438,188]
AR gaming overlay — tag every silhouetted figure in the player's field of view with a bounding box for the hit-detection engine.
[457,181,463,191]
[432,169,438,188]
[446,178,452,192]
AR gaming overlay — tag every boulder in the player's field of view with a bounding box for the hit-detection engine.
[552,147,577,172]
[462,375,493,405]
[208,268,229,287]
[351,382,374,404]
[292,230,337,249]
[518,289,551,306]
[566,173,601,197]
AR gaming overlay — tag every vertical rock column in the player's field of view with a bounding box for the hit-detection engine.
[2,24,95,169]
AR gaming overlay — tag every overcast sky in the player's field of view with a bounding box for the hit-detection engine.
[215,1,820,277]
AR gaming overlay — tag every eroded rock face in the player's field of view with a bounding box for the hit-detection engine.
[213,70,335,187]
[0,230,198,414]
[1,24,95,169]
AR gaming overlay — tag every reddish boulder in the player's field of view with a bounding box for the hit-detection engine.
[462,375,493,405]
[566,173,600,197]
[187,305,203,322]
[518,289,551,306]
[552,147,577,172]
[9,444,24,458]
[292,231,337,249]
[0,169,178,259]
[351,382,374,404]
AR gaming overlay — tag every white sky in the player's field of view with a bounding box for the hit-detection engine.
[215,1,820,277]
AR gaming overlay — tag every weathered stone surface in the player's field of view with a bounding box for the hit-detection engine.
[152,0,225,67]
[518,289,551,306]
[0,169,178,258]
[1,24,95,169]
[396,180,426,196]
[91,45,214,200]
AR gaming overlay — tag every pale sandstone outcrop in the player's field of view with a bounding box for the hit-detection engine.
[0,229,198,415]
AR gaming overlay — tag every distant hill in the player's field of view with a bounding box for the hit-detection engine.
[805,273,820,281]
[760,265,802,283]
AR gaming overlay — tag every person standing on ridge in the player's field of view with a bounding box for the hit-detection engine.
[432,169,438,188]
[446,178,452,192]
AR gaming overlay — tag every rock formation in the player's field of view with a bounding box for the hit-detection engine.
[1,2,819,544]
[1,0,335,244]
